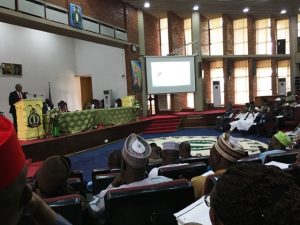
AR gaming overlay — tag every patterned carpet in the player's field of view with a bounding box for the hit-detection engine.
[146,136,267,157]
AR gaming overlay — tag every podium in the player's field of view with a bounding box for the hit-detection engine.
[15,98,45,140]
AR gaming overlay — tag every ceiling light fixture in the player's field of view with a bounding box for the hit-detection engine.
[144,1,150,8]
[243,7,249,13]
[280,9,287,14]
[193,5,199,11]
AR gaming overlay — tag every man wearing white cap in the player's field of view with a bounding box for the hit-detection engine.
[0,116,71,225]
[148,141,188,178]
[88,133,172,219]
[191,132,248,199]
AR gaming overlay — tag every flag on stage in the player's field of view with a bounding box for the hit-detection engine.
[48,82,53,105]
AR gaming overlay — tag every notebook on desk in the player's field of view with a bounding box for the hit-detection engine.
[174,196,212,225]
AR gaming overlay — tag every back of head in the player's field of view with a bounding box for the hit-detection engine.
[150,146,162,159]
[179,141,191,158]
[149,142,158,148]
[210,164,300,225]
[162,142,180,165]
[35,155,70,198]
[209,133,248,171]
[0,116,27,225]
[108,150,122,169]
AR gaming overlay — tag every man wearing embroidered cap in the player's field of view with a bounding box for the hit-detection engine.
[0,116,71,225]
[259,131,293,163]
[191,132,248,199]
[88,133,172,219]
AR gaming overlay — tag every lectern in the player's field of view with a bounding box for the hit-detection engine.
[15,98,45,140]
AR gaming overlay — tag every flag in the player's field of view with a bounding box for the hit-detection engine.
[48,82,53,106]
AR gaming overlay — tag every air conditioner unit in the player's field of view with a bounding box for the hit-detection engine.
[278,78,286,95]
[104,90,112,108]
[212,81,221,107]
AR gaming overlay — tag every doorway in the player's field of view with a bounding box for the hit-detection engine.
[80,76,93,110]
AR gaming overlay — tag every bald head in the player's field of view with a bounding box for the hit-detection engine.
[15,84,22,92]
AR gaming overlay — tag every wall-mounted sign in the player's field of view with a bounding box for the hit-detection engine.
[69,3,83,29]
[1,63,22,76]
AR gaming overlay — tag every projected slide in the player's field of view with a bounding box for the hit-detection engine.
[151,61,191,87]
[146,56,196,94]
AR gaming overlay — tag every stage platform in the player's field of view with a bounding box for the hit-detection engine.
[175,109,226,127]
[20,109,227,162]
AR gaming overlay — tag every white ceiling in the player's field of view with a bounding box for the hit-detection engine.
[122,0,300,19]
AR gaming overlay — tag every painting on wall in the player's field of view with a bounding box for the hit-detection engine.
[1,63,22,76]
[131,60,142,92]
[69,3,83,29]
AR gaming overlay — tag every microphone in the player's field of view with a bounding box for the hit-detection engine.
[25,92,43,97]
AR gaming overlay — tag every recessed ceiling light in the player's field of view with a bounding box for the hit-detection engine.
[243,7,249,13]
[280,9,287,14]
[193,5,199,11]
[144,1,150,8]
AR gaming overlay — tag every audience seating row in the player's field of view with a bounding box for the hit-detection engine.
[105,179,194,225]
[24,150,299,225]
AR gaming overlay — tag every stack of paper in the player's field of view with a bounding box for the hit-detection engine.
[174,196,212,225]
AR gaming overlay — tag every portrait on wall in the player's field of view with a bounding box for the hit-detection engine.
[1,63,22,76]
[69,3,83,29]
[131,60,142,92]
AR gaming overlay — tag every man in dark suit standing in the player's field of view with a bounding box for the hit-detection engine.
[9,84,26,131]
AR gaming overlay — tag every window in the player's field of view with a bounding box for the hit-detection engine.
[184,18,192,55]
[160,18,169,56]
[209,17,223,55]
[234,60,249,104]
[277,19,290,54]
[278,60,291,92]
[233,18,248,55]
[256,60,272,96]
[298,14,300,37]
[256,18,271,54]
[210,61,224,105]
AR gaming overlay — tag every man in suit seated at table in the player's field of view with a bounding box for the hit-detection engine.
[191,132,248,199]
[88,133,172,219]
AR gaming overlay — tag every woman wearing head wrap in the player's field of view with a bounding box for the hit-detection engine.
[191,132,248,199]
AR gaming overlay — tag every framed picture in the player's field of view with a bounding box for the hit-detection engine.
[69,3,83,29]
[1,63,22,76]
[131,60,142,92]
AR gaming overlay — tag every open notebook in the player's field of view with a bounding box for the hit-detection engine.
[174,196,212,225]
